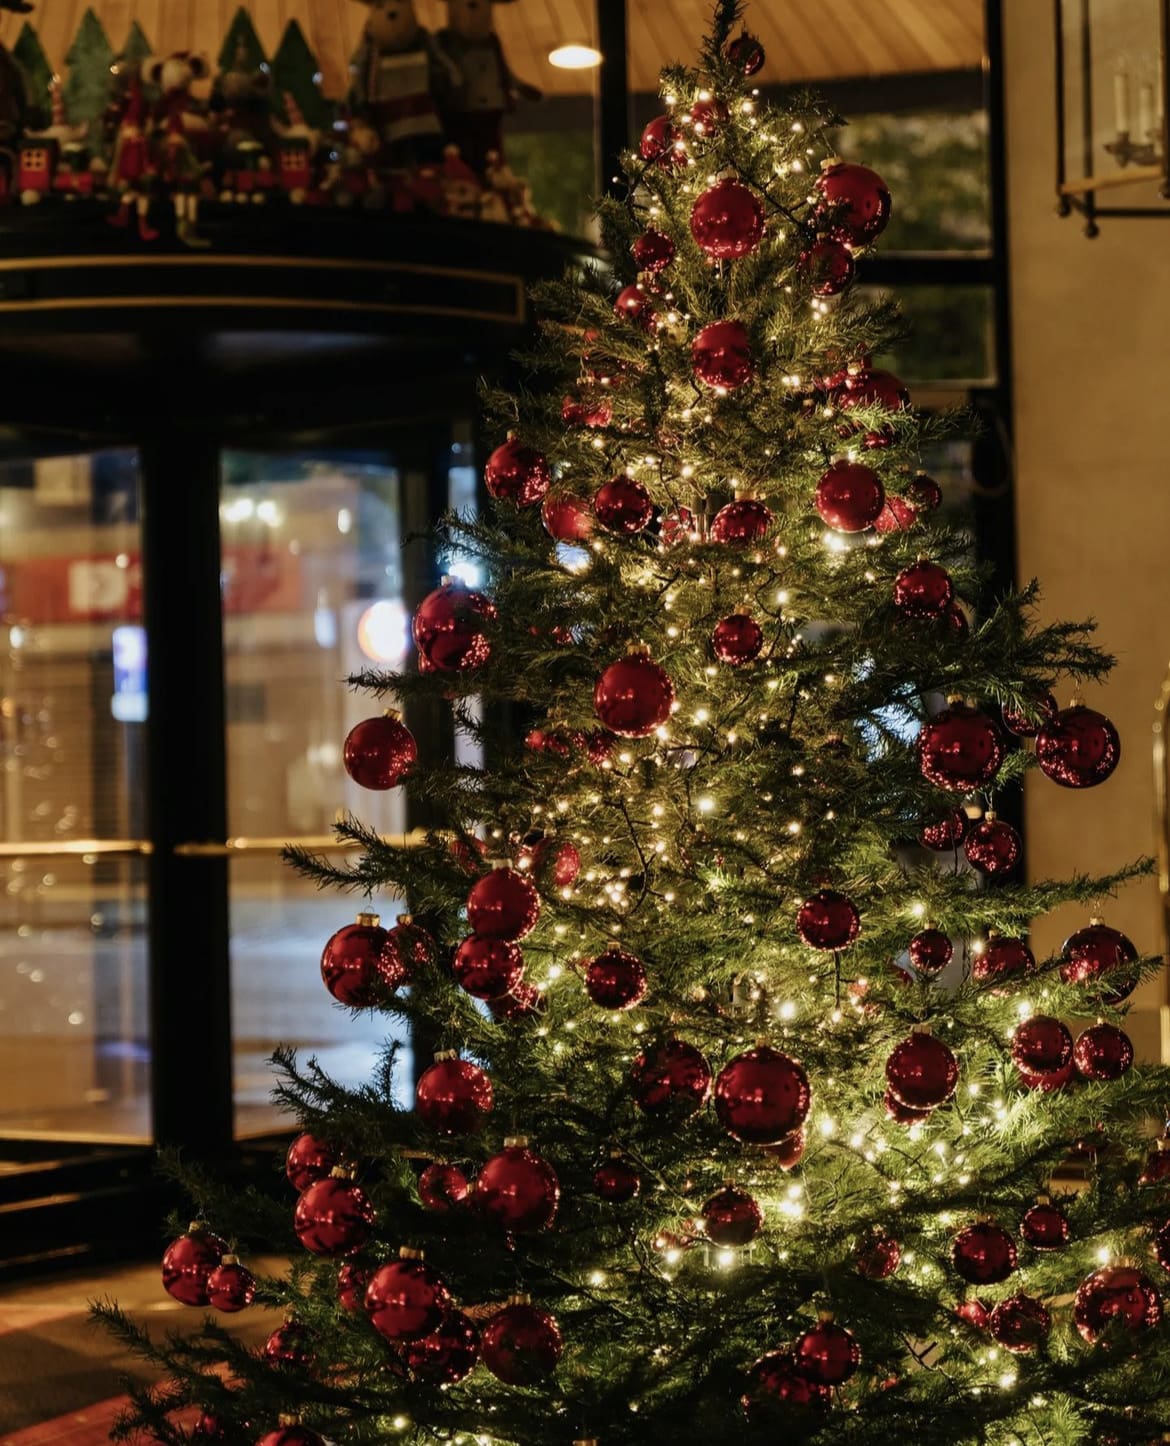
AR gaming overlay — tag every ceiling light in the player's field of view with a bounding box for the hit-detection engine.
[548,42,602,69]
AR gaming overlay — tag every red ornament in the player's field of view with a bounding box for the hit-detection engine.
[1074,1265,1163,1342]
[689,95,730,137]
[990,1293,1051,1353]
[1141,1140,1170,1187]
[714,1045,811,1145]
[884,1088,933,1125]
[906,473,943,512]
[657,506,697,547]
[874,494,919,534]
[712,613,764,665]
[815,161,892,246]
[478,1139,560,1232]
[263,1321,313,1369]
[956,1298,991,1330]
[481,1298,563,1384]
[525,836,581,889]
[1018,1060,1074,1093]
[640,115,684,168]
[365,1252,451,1342]
[542,492,594,542]
[286,1133,336,1193]
[974,934,1034,992]
[488,979,546,1021]
[794,1319,861,1385]
[631,1038,712,1116]
[1001,691,1058,737]
[614,283,656,330]
[161,1224,225,1306]
[412,580,495,673]
[764,1127,807,1167]
[856,1230,901,1280]
[919,809,968,851]
[453,934,524,1000]
[633,227,675,273]
[294,1172,375,1257]
[388,914,437,972]
[256,1430,323,1446]
[1155,1218,1170,1271]
[337,1261,370,1312]
[593,476,655,534]
[702,1184,762,1246]
[594,649,675,738]
[1060,920,1139,1004]
[466,866,540,941]
[893,561,953,619]
[741,1348,829,1421]
[814,461,885,532]
[321,912,407,1007]
[964,815,1021,877]
[562,395,612,430]
[796,889,860,951]
[205,1256,256,1313]
[689,178,764,259]
[406,1310,481,1385]
[415,1053,493,1134]
[584,944,647,1010]
[1021,1200,1069,1250]
[908,928,952,975]
[798,237,855,296]
[710,496,773,546]
[726,31,766,75]
[692,320,753,390]
[418,1162,471,1212]
[1036,704,1120,788]
[343,712,417,790]
[484,437,550,506]
[593,1156,640,1203]
[885,1031,958,1110]
[1073,1023,1134,1081]
[1011,1016,1074,1082]
[449,832,488,874]
[951,1221,1017,1284]
[840,369,910,447]
[918,703,1005,791]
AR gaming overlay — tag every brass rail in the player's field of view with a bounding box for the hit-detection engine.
[1060,163,1165,196]
[0,839,152,859]
[0,832,431,861]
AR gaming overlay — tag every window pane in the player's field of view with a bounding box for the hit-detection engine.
[864,284,995,383]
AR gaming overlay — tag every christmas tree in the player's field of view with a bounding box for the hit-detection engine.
[96,5,1170,1444]
[62,8,114,130]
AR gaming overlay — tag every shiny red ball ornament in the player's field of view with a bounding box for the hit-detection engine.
[256,1428,323,1446]
[919,809,968,851]
[702,1184,763,1247]
[1001,691,1058,737]
[562,394,612,429]
[321,912,407,1007]
[840,369,910,447]
[593,476,654,534]
[633,227,676,273]
[205,1256,256,1313]
[908,927,952,975]
[955,1298,991,1330]
[893,560,953,619]
[796,889,861,951]
[798,237,855,296]
[714,1045,812,1145]
[406,1310,481,1385]
[689,95,730,137]
[815,161,892,246]
[294,1172,375,1257]
[614,283,656,330]
[453,933,524,1000]
[951,1221,1018,1284]
[481,1298,563,1384]
[412,580,495,673]
[764,1127,807,1167]
[631,1038,712,1116]
[526,836,581,889]
[192,1412,245,1444]
[974,934,1034,992]
[1060,920,1139,1004]
[856,1230,901,1279]
[1018,1060,1074,1093]
[466,866,540,941]
[990,1293,1051,1353]
[449,832,488,874]
[1155,1218,1170,1272]
[692,320,753,390]
[711,496,773,545]
[415,1053,493,1134]
[1021,1200,1069,1250]
[418,1162,471,1212]
[657,505,697,547]
[388,914,437,972]
[689,178,765,259]
[794,1318,861,1386]
[640,115,684,168]
[478,1138,560,1232]
[366,1252,451,1343]
[1074,1265,1163,1342]
[964,815,1022,877]
[161,1224,225,1306]
[918,703,1005,791]
[885,1030,958,1110]
[542,492,594,542]
[488,979,546,1021]
[1141,1140,1170,1187]
[1036,704,1120,788]
[1011,1015,1074,1080]
[884,1088,933,1125]
[1073,1023,1134,1081]
[726,30,766,75]
[484,437,550,507]
[337,1261,370,1312]
[594,648,675,738]
[286,1133,336,1193]
[741,1348,829,1421]
[874,494,919,534]
[263,1321,313,1369]
[814,460,884,532]
[593,1156,640,1203]
[343,712,417,790]
[712,613,764,665]
[584,944,647,1010]
[906,472,943,512]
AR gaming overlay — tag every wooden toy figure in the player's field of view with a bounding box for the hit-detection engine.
[348,0,458,167]
[435,0,540,176]
[145,52,212,245]
[107,77,159,240]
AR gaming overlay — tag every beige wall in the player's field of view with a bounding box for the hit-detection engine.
[1004,5,1169,1051]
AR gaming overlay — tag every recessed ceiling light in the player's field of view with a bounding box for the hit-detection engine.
[549,42,603,69]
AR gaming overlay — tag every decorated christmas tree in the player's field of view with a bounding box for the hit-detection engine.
[96,4,1170,1443]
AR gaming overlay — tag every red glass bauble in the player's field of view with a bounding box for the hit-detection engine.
[990,1293,1051,1353]
[884,1088,933,1125]
[714,1045,811,1145]
[449,833,489,874]
[741,1348,829,1421]
[466,866,540,941]
[584,944,647,1010]
[593,1156,640,1202]
[1073,1023,1134,1081]
[710,496,773,545]
[919,809,968,851]
[955,1298,991,1330]
[161,1224,225,1306]
[452,934,524,1000]
[796,889,861,951]
[542,492,594,542]
[286,1133,336,1193]
[1001,690,1058,737]
[415,1054,494,1134]
[631,1038,712,1116]
[192,1411,242,1443]
[712,613,764,665]
[419,1162,471,1212]
[840,369,910,446]
[594,650,675,738]
[657,506,697,547]
[205,1257,256,1313]
[875,494,918,533]
[1141,1141,1170,1187]
[1019,1060,1074,1093]
[481,1299,563,1384]
[974,934,1034,992]
[321,913,407,1007]
[726,30,766,75]
[478,1140,560,1232]
[412,581,495,673]
[257,1428,323,1446]
[798,237,855,296]
[594,476,655,534]
[856,1230,901,1279]
[908,927,952,975]
[1074,1266,1162,1342]
[1155,1218,1170,1272]
[365,1255,451,1342]
[488,979,546,1021]
[689,178,764,259]
[614,283,656,330]
[263,1321,313,1369]
[388,915,437,972]
[764,1127,806,1167]
[885,1031,958,1110]
[964,816,1021,877]
[906,473,943,512]
[294,1174,375,1257]
[562,395,612,430]
[692,320,753,390]
[815,161,892,245]
[1010,1017,1073,1084]
[525,836,581,889]
[702,1185,762,1247]
[343,712,417,790]
[405,1310,481,1385]
[689,95,730,137]
[918,703,1005,791]
[1021,1201,1069,1250]
[893,560,953,618]
[1036,704,1120,788]
[484,437,550,506]
[337,1261,370,1312]
[640,115,684,168]
[1059,921,1139,1004]
[633,227,676,273]
[794,1319,861,1385]
[951,1222,1017,1284]
[814,460,884,532]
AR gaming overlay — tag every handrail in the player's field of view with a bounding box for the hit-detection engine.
[172,829,431,857]
[0,839,152,859]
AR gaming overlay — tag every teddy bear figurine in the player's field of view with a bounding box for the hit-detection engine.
[435,0,541,177]
[349,0,459,169]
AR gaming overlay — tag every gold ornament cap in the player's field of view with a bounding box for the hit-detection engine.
[507,1292,532,1306]
[399,1245,424,1260]
[356,910,381,929]
[396,913,414,925]
[277,1416,302,1428]
[433,1049,459,1062]
[220,1252,239,1266]
[817,1308,835,1323]
[504,1135,530,1149]
[329,1164,355,1180]
[382,707,402,722]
